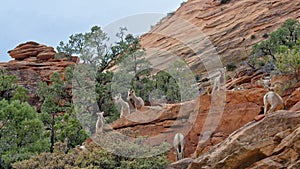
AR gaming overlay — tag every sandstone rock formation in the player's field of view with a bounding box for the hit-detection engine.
[167,111,300,169]
[0,41,78,109]
[138,0,300,75]
[110,88,267,161]
[8,41,56,60]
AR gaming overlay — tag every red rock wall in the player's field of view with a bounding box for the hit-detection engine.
[140,0,300,74]
[111,88,267,161]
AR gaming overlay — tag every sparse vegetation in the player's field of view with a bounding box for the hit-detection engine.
[12,134,170,169]
[226,62,237,71]
[220,0,230,4]
[167,11,175,16]
[249,19,300,77]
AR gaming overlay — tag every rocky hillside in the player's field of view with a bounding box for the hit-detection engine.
[110,88,265,161]
[140,0,300,74]
[109,70,300,167]
[168,111,300,169]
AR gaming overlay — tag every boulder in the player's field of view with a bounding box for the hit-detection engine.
[8,41,56,61]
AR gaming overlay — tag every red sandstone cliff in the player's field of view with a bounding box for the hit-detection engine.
[139,0,300,74]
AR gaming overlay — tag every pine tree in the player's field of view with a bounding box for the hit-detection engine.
[0,100,48,168]
[38,67,88,152]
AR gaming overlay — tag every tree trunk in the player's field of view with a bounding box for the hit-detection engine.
[50,112,55,153]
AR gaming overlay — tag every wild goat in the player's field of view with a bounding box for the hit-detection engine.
[127,90,137,113]
[95,112,104,134]
[173,133,184,161]
[128,89,144,110]
[77,142,86,151]
[114,93,130,118]
[211,68,225,94]
[263,91,284,114]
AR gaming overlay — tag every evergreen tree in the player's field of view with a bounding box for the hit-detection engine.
[111,28,153,103]
[0,70,28,102]
[38,67,88,152]
[57,26,111,70]
[0,100,48,169]
[154,60,198,103]
[249,19,300,70]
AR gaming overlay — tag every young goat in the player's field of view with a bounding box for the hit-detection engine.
[263,91,284,114]
[95,112,104,134]
[114,93,130,118]
[128,89,144,110]
[173,133,184,161]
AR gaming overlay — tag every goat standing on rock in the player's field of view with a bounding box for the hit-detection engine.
[127,89,137,113]
[173,133,184,161]
[114,93,130,118]
[128,89,144,110]
[95,112,104,134]
[263,91,284,114]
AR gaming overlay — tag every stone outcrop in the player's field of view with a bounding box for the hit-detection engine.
[167,111,300,169]
[110,88,267,161]
[138,0,300,75]
[0,41,79,109]
[8,41,56,60]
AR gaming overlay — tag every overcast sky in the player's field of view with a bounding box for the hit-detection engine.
[0,0,185,62]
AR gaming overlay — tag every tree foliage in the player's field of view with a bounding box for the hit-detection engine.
[12,135,170,169]
[57,33,85,56]
[0,70,28,102]
[154,60,198,103]
[275,42,300,77]
[0,100,48,169]
[37,67,88,152]
[57,26,111,70]
[249,19,300,74]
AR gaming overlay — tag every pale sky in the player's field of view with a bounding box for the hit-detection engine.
[0,0,185,62]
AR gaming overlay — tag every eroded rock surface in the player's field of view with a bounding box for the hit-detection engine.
[138,0,300,75]
[181,111,300,169]
[111,88,267,161]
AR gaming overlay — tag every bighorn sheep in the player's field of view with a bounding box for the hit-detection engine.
[77,142,86,151]
[173,133,184,161]
[263,91,284,114]
[211,68,225,94]
[114,93,130,118]
[261,76,271,88]
[128,89,144,110]
[127,90,137,113]
[95,112,104,134]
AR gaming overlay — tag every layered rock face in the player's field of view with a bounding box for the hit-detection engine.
[8,41,56,60]
[111,88,267,161]
[176,111,300,169]
[139,0,300,74]
[0,41,78,108]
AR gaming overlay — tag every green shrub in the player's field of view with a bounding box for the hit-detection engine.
[0,100,49,168]
[13,132,170,169]
[226,62,237,71]
[249,19,300,74]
